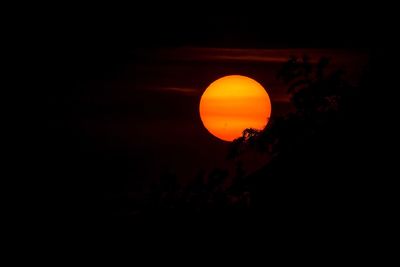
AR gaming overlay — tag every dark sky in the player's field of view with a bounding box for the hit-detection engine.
[68,47,367,187]
[41,7,378,206]
[24,5,397,248]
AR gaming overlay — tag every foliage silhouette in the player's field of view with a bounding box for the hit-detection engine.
[228,56,369,225]
[131,56,370,225]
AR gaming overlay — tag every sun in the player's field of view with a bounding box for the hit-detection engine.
[199,75,271,142]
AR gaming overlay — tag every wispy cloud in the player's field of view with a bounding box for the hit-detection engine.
[157,86,291,102]
[157,87,199,95]
[271,95,291,103]
[151,47,293,63]
[136,47,367,66]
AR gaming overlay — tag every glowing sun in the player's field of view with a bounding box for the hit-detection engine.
[199,75,271,142]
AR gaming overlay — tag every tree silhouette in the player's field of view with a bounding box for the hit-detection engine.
[230,56,358,157]
[225,56,369,222]
[136,56,369,222]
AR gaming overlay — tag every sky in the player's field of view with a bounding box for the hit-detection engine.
[39,7,379,216]
[49,46,367,194]
[22,3,397,249]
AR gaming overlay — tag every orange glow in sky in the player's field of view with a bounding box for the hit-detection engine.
[199,75,271,142]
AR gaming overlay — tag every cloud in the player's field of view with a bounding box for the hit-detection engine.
[151,47,293,63]
[271,95,291,103]
[157,87,199,95]
[157,86,291,103]
[136,47,367,66]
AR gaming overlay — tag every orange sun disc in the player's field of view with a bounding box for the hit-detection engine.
[199,75,272,142]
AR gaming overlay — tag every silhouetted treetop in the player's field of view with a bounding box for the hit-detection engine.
[230,56,359,160]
